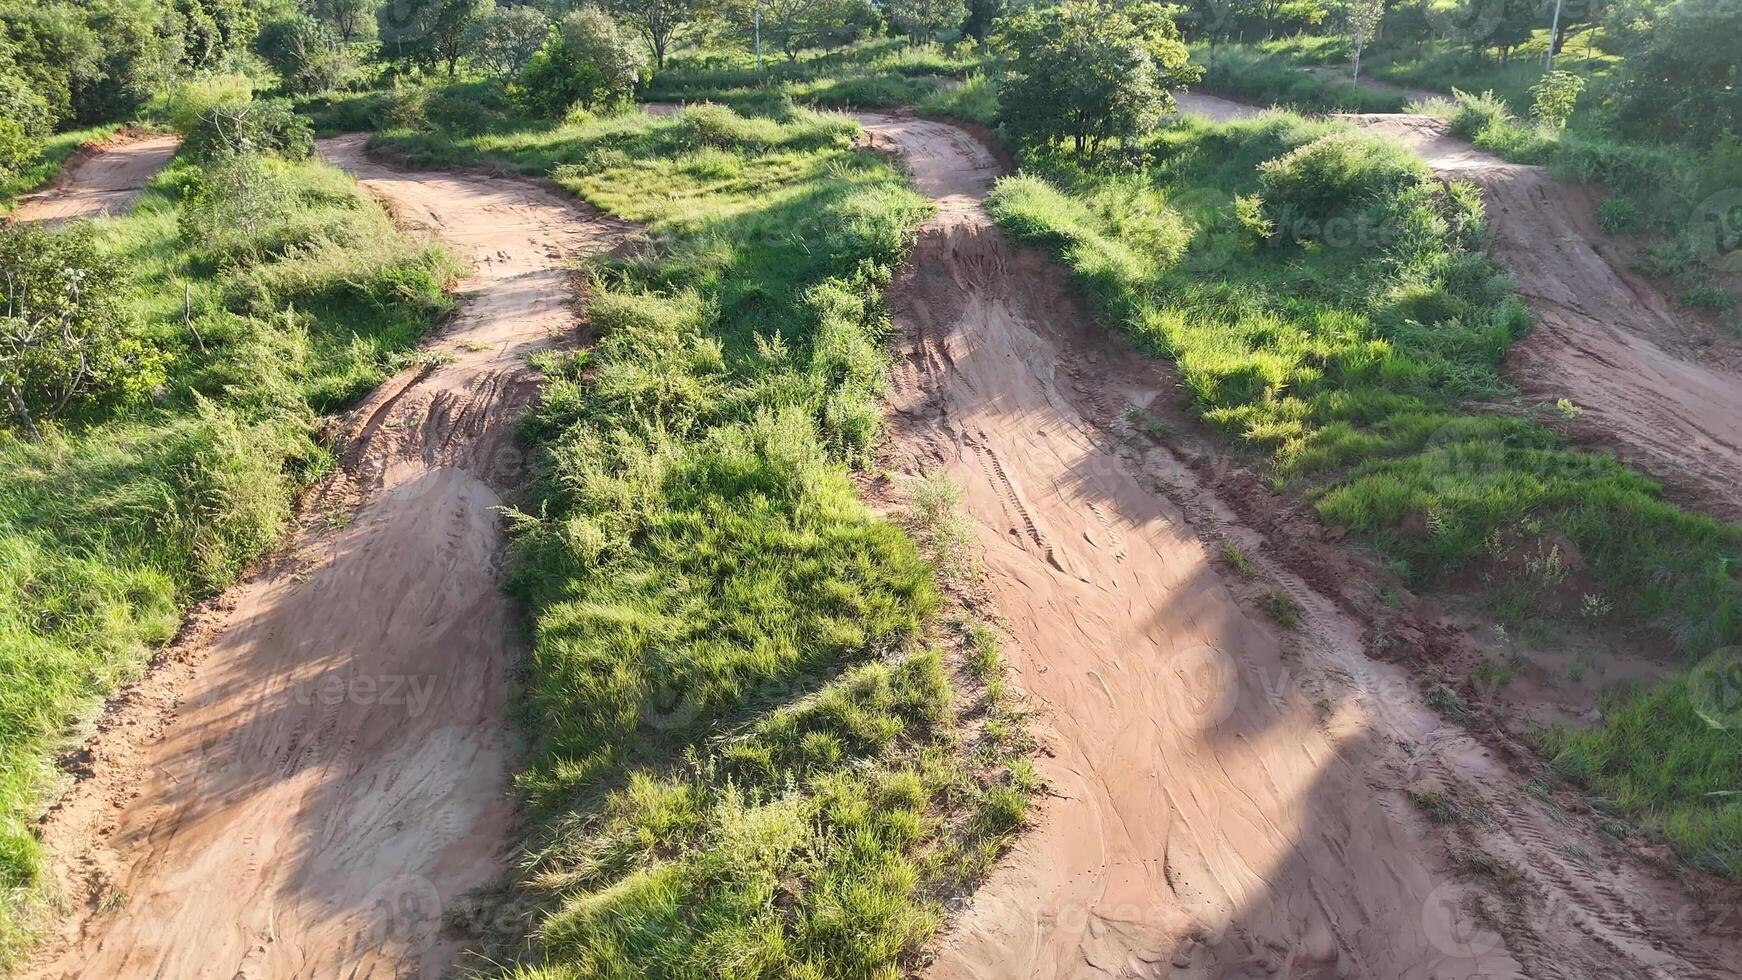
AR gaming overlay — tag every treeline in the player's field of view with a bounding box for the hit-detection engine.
[1176,0,1740,148]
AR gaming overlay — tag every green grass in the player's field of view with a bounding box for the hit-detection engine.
[1192,42,1410,113]
[0,151,456,960]
[377,100,1033,976]
[986,107,1742,873]
[0,124,122,211]
[633,40,989,119]
[1192,39,1736,312]
[1544,677,1742,876]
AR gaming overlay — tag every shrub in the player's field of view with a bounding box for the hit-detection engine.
[1255,130,1429,243]
[515,7,646,117]
[183,97,314,160]
[1529,70,1585,130]
[0,69,50,181]
[1615,0,1742,147]
[0,224,157,437]
[178,153,331,268]
[144,74,255,134]
[1446,88,1513,141]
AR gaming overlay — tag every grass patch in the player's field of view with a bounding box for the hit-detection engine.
[0,150,455,959]
[1192,42,1409,113]
[1544,677,1742,877]
[642,40,981,116]
[376,101,1034,975]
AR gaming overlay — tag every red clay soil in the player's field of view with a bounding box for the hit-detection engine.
[856,110,1742,980]
[24,135,631,979]
[9,133,179,225]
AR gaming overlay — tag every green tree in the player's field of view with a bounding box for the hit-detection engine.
[994,0,1201,157]
[0,38,51,180]
[729,0,877,61]
[1343,0,1384,79]
[963,0,1004,40]
[464,3,549,77]
[432,0,488,74]
[1616,0,1742,145]
[0,4,102,125]
[316,0,382,42]
[888,0,966,42]
[606,0,701,70]
[516,6,645,113]
[256,14,354,93]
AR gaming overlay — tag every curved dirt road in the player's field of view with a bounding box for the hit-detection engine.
[26,136,628,979]
[10,134,179,225]
[1184,94,1742,522]
[858,112,1741,980]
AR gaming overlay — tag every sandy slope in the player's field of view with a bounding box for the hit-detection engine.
[24,136,629,979]
[857,111,1741,980]
[10,134,179,225]
[1187,95,1742,521]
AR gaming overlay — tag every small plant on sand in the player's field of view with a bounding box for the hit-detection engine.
[1262,587,1302,628]
[909,470,979,586]
[1219,540,1254,576]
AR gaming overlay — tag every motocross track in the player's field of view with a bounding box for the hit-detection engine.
[9,134,179,225]
[1184,93,1742,521]
[857,110,1742,979]
[25,135,629,979]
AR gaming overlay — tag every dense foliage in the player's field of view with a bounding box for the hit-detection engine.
[517,7,647,115]
[995,0,1200,156]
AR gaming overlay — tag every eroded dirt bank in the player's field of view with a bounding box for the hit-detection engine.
[9,134,179,225]
[858,112,1741,980]
[25,135,628,979]
[1188,94,1742,522]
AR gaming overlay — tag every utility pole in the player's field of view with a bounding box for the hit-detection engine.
[755,3,762,71]
[1546,0,1565,71]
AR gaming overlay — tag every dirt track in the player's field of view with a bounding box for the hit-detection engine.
[9,134,179,224]
[858,111,1742,980]
[1185,94,1742,522]
[24,135,628,979]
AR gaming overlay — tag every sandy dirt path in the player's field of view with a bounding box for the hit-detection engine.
[1184,94,1742,522]
[24,135,629,979]
[857,111,1741,980]
[9,134,179,225]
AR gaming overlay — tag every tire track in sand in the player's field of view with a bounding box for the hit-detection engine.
[24,135,631,979]
[858,111,1741,980]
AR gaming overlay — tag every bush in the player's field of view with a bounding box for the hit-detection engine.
[1616,0,1742,147]
[1255,130,1430,243]
[0,223,157,436]
[1529,70,1585,130]
[144,74,255,134]
[514,7,646,117]
[0,68,50,181]
[183,97,315,161]
[1446,88,1514,141]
